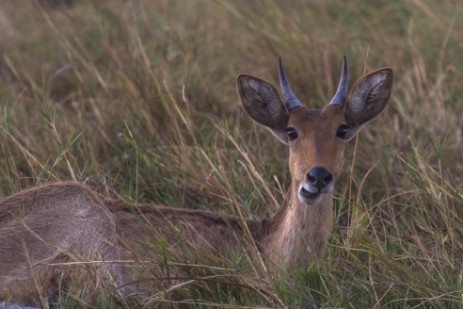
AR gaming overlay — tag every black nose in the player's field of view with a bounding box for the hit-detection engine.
[307,167,333,191]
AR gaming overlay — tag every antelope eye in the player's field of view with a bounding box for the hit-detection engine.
[336,124,349,139]
[286,127,298,141]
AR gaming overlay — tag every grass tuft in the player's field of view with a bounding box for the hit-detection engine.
[1,0,463,307]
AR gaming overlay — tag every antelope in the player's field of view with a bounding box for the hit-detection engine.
[0,56,393,307]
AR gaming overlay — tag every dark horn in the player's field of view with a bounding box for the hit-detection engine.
[329,55,348,107]
[278,57,302,111]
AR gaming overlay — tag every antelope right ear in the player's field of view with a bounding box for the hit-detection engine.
[237,74,289,144]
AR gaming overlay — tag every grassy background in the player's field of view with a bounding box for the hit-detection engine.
[1,0,463,308]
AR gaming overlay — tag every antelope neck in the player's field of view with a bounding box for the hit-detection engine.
[259,186,334,268]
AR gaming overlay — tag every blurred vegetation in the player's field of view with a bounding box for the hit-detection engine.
[1,0,463,307]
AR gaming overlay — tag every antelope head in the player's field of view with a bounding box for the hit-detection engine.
[237,57,393,206]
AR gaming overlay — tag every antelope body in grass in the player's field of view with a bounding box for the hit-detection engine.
[0,57,393,306]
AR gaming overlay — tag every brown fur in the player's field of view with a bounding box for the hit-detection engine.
[108,199,264,270]
[0,65,393,306]
[0,183,265,306]
[258,106,347,266]
[0,182,119,306]
[0,179,334,305]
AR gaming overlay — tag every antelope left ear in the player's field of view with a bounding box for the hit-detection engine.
[345,68,393,133]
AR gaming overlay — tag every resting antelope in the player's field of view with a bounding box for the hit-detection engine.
[0,56,393,306]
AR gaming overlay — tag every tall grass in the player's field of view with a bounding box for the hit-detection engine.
[1,0,463,307]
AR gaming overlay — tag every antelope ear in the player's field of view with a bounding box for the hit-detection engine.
[237,74,289,144]
[345,68,393,137]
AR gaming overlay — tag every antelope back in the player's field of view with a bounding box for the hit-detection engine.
[237,57,393,205]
